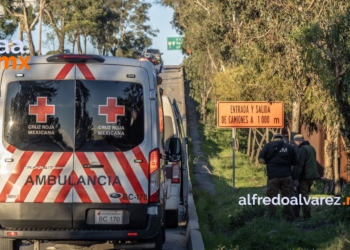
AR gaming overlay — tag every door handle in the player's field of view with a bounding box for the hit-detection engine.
[83,164,104,168]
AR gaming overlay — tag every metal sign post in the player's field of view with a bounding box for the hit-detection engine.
[232,128,236,188]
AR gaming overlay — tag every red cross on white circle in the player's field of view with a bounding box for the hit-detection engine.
[28,97,55,123]
[99,97,125,123]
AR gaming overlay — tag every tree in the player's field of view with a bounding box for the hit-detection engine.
[0,0,39,55]
[0,17,17,40]
[90,0,158,57]
[163,0,350,193]
[37,0,49,55]
[43,0,72,53]
[298,6,350,194]
[64,0,103,54]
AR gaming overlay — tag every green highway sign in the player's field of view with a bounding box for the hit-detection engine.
[167,37,183,50]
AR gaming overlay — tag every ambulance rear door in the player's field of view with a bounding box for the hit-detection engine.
[0,63,75,229]
[72,63,152,229]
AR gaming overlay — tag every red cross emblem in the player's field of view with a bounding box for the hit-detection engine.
[28,97,55,123]
[99,97,125,123]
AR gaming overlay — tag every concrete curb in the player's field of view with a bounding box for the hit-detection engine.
[186,180,205,250]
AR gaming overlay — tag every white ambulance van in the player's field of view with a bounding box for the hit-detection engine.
[0,54,177,250]
[162,95,188,228]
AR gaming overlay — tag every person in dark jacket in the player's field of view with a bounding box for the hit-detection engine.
[258,134,297,221]
[293,134,319,219]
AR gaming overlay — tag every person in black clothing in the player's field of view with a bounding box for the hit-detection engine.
[258,134,297,221]
[293,134,319,219]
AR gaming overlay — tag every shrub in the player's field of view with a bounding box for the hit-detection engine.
[229,205,267,228]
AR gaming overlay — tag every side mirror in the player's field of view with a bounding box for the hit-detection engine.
[167,137,181,162]
[169,137,181,155]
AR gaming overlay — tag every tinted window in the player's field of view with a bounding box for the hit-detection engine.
[75,80,144,152]
[4,80,144,152]
[146,49,160,55]
[4,80,75,151]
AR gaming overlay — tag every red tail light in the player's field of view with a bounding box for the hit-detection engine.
[149,148,160,203]
[46,54,105,63]
[127,232,138,237]
[172,164,180,183]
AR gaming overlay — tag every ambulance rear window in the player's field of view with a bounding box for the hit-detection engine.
[4,80,144,152]
[4,80,75,151]
[75,80,144,152]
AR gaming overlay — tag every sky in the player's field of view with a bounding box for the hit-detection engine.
[9,0,184,66]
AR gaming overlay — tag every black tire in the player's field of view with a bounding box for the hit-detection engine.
[153,228,163,250]
[162,214,166,244]
[143,229,163,250]
[165,210,178,228]
[183,204,189,222]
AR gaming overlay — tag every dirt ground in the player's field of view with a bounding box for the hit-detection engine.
[184,80,216,196]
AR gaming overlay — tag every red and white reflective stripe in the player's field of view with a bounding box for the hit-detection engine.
[55,64,74,80]
[92,152,132,203]
[131,147,148,178]
[34,152,72,202]
[76,64,95,80]
[55,63,95,80]
[15,151,53,202]
[114,152,147,202]
[7,145,16,154]
[0,150,34,202]
[0,149,148,203]
[75,152,111,203]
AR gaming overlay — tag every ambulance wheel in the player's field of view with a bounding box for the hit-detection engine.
[162,214,166,244]
[152,228,163,250]
[184,204,189,221]
[165,210,178,228]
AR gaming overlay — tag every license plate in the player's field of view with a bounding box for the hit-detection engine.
[95,210,123,224]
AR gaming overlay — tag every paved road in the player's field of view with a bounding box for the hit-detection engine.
[19,218,186,250]
[159,66,186,135]
[19,65,188,250]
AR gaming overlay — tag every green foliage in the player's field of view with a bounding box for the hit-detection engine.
[45,50,60,55]
[189,127,350,250]
[229,205,267,228]
[0,18,17,40]
[88,0,159,57]
[164,0,350,149]
[41,0,157,56]
[0,0,39,55]
[327,184,350,222]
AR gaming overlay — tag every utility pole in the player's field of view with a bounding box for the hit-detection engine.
[232,128,236,188]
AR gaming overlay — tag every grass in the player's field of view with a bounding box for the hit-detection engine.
[188,122,350,250]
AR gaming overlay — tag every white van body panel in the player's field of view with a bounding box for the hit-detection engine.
[162,95,181,211]
[0,55,166,246]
